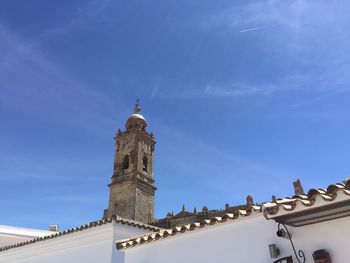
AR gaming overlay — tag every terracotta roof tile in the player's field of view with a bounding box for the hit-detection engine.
[116,207,262,250]
[263,179,350,217]
[0,216,160,253]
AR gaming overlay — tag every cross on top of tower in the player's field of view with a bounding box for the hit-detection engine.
[134,99,141,114]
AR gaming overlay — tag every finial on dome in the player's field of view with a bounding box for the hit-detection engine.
[134,99,141,114]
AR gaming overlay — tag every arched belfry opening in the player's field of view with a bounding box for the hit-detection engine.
[142,155,148,172]
[122,155,129,172]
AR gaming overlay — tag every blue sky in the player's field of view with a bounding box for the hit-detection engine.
[1,0,350,230]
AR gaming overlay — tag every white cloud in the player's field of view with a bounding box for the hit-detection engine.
[41,0,112,38]
[150,86,159,99]
[290,88,347,108]
[239,26,266,33]
[204,84,277,97]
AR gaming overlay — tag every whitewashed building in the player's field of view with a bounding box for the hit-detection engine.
[1,179,349,263]
[0,217,159,263]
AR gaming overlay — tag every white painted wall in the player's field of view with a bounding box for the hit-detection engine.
[0,224,114,263]
[118,215,292,263]
[292,216,350,262]
[118,215,350,263]
[0,222,153,263]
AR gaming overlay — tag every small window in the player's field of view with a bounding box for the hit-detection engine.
[142,155,148,172]
[122,155,129,171]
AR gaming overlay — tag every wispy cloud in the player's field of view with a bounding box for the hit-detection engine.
[239,26,266,33]
[290,88,347,108]
[204,1,350,54]
[41,0,112,38]
[150,73,350,109]
[148,79,293,100]
[198,1,350,107]
[204,84,277,97]
[148,75,305,100]
[139,1,350,108]
[149,83,267,99]
[0,24,120,129]
[150,86,159,99]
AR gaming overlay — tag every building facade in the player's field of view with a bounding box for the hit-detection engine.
[1,179,349,263]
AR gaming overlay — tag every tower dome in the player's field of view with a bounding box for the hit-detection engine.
[125,101,147,131]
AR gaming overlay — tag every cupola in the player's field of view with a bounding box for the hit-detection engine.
[125,101,147,131]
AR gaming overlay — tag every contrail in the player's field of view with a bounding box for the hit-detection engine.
[239,26,265,33]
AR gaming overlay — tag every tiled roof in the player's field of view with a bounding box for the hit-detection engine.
[116,206,262,250]
[0,216,160,253]
[263,179,350,217]
[117,179,350,250]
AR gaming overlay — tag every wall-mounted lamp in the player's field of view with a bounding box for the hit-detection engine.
[276,223,306,263]
[269,244,280,258]
[277,229,291,239]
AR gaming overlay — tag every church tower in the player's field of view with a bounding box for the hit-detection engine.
[104,102,156,224]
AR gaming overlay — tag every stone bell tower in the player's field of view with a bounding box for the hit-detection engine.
[104,102,156,224]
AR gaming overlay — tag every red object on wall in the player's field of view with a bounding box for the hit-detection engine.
[312,249,331,263]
